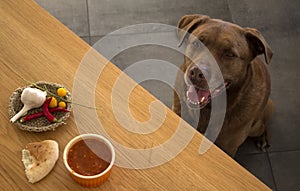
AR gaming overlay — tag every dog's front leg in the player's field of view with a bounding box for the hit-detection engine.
[172,90,181,117]
[172,67,186,117]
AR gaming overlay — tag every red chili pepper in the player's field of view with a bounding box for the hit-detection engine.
[20,112,44,123]
[50,107,70,113]
[43,97,58,122]
[20,107,70,123]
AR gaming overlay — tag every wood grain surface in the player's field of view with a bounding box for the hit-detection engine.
[0,0,270,190]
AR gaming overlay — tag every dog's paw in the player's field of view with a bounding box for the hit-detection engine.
[256,140,270,151]
[254,132,270,151]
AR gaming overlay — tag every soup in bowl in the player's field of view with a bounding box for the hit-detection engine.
[63,134,115,187]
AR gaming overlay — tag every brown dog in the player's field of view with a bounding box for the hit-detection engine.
[173,14,274,157]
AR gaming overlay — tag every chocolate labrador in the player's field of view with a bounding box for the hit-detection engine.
[173,14,274,157]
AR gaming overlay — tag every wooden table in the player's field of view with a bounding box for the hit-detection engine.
[0,0,270,190]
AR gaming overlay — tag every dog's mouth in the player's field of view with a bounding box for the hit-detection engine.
[186,82,230,109]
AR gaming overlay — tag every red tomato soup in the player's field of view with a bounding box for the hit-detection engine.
[67,139,111,176]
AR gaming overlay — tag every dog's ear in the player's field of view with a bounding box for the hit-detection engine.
[177,14,210,47]
[245,28,273,64]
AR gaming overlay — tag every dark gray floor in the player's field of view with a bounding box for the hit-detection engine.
[35,0,300,190]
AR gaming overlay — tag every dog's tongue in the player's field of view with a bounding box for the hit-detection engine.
[187,86,210,102]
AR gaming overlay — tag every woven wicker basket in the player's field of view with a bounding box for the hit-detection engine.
[8,81,72,132]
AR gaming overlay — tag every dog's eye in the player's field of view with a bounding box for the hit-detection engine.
[225,52,237,58]
[199,36,205,42]
[192,41,202,48]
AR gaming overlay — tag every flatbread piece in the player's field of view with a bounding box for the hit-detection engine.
[22,140,59,183]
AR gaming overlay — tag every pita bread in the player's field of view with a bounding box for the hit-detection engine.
[22,140,59,183]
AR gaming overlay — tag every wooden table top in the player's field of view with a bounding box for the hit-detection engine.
[0,0,270,190]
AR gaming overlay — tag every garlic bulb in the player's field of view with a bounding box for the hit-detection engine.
[10,87,47,123]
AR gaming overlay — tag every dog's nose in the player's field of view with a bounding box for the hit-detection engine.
[188,65,208,84]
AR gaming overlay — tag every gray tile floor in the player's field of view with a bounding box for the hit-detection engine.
[35,0,300,190]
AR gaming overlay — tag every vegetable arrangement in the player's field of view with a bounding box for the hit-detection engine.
[9,81,72,132]
[10,86,70,124]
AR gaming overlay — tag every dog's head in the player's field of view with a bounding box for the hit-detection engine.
[177,14,273,109]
